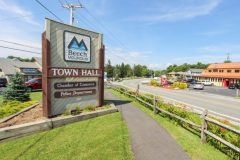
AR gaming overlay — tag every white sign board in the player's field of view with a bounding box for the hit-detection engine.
[64,31,91,62]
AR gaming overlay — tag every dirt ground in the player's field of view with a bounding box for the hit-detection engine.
[0,104,46,128]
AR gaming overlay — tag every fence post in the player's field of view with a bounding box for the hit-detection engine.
[136,84,140,94]
[153,95,157,114]
[201,109,208,143]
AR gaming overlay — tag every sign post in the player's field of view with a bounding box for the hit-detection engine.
[42,18,104,117]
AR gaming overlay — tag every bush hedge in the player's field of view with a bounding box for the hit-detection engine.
[172,82,188,89]
[0,100,37,119]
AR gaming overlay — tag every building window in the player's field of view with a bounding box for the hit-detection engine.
[208,70,212,72]
[235,70,240,73]
[219,70,224,73]
[227,70,231,73]
[213,69,218,72]
[0,68,2,72]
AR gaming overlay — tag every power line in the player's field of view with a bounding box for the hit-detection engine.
[0,45,41,55]
[58,0,64,6]
[83,7,132,52]
[35,0,63,22]
[0,40,41,50]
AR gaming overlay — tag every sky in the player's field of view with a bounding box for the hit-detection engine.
[0,0,240,69]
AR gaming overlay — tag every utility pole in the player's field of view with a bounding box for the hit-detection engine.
[62,3,83,25]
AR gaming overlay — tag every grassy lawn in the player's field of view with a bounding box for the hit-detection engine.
[0,91,42,105]
[0,112,134,160]
[30,91,42,103]
[110,89,230,160]
[0,95,2,105]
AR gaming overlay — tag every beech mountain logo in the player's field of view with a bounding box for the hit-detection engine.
[64,31,91,62]
[68,36,88,51]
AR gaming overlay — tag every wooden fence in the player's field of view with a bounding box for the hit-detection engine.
[110,84,240,154]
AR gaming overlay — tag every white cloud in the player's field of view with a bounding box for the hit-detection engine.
[0,0,40,26]
[127,0,222,23]
[105,47,150,66]
[171,54,240,64]
[200,44,240,53]
[147,63,163,70]
[200,29,229,36]
[0,0,43,58]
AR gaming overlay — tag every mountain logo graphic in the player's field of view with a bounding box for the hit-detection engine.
[68,36,88,51]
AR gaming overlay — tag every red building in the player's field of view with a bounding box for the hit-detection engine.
[194,62,240,87]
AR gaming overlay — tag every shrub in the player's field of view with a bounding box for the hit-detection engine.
[63,108,71,116]
[3,73,30,102]
[83,104,96,112]
[0,100,37,119]
[76,106,82,114]
[150,79,158,86]
[172,82,187,89]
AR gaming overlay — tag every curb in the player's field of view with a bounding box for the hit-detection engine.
[0,104,118,142]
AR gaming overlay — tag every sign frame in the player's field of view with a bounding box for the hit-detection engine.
[63,30,92,63]
[42,18,104,118]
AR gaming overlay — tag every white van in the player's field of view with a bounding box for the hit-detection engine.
[201,80,213,86]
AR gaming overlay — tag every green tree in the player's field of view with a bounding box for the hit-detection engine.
[124,64,132,77]
[105,59,114,78]
[7,56,33,62]
[3,73,30,102]
[134,65,143,77]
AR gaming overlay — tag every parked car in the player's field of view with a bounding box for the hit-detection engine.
[236,83,240,89]
[0,78,8,87]
[200,80,213,86]
[141,80,150,84]
[24,77,42,91]
[228,83,240,89]
[185,79,198,84]
[193,83,204,90]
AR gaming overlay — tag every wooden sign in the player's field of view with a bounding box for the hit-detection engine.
[54,81,96,89]
[48,68,102,77]
[42,18,104,117]
[54,89,96,98]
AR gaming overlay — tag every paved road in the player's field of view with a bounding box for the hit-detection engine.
[105,91,190,160]
[118,79,240,120]
[188,85,237,97]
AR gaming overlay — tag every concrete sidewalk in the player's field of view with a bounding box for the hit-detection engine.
[105,91,190,160]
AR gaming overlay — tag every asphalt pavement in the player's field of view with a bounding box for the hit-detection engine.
[117,79,240,120]
[105,91,190,160]
[188,85,237,97]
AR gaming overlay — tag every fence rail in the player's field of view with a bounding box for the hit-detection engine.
[110,84,240,154]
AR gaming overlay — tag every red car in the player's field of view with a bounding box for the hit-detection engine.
[24,77,42,91]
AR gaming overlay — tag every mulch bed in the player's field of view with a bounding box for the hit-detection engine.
[0,104,46,128]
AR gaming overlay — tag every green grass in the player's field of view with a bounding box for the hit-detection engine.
[0,95,2,105]
[0,101,38,119]
[29,91,42,103]
[0,113,134,160]
[0,91,42,105]
[110,89,230,160]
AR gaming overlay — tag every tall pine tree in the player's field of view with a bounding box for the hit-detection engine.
[3,73,30,102]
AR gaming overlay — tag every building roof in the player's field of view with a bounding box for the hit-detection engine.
[14,61,39,68]
[0,58,40,75]
[198,73,240,79]
[33,57,42,66]
[188,69,203,73]
[0,58,17,75]
[197,62,240,79]
[207,62,240,69]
